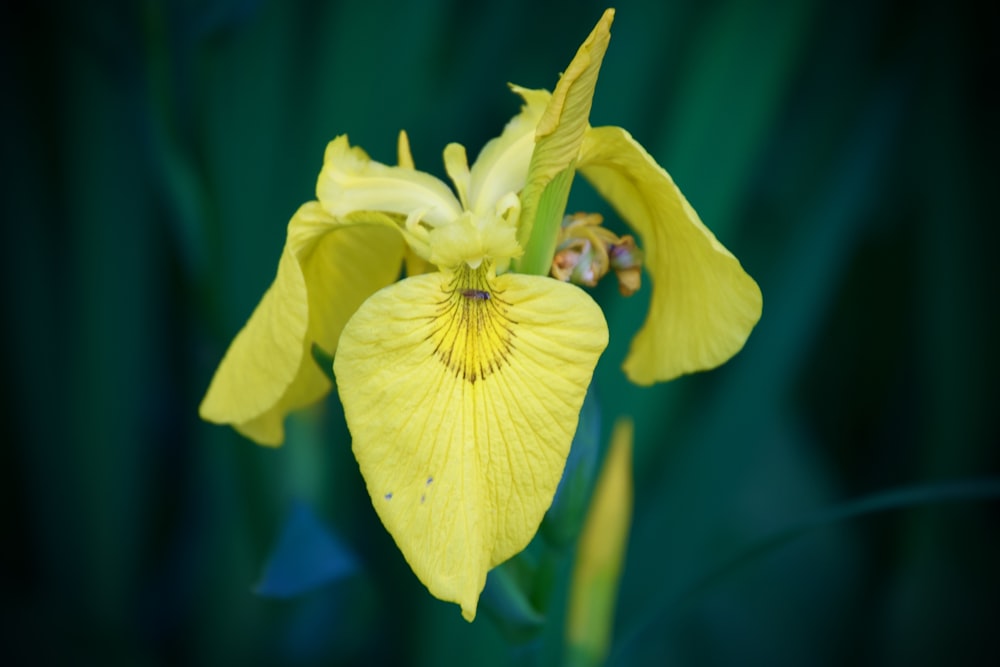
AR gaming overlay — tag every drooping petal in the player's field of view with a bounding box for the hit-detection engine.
[515,8,614,275]
[333,266,608,621]
[200,202,405,445]
[579,126,763,384]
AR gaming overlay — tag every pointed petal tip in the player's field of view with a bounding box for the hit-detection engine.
[235,423,285,447]
[196,394,215,422]
[198,376,288,447]
[397,130,414,169]
[514,8,615,272]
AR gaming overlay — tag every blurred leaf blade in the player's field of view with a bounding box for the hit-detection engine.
[255,500,359,599]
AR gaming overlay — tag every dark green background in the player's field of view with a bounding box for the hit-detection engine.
[3,0,997,664]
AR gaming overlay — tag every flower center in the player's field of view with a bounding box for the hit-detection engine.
[427,263,516,384]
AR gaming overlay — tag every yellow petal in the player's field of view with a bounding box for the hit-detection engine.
[516,8,614,274]
[333,266,608,620]
[317,135,463,227]
[394,131,436,277]
[426,210,522,271]
[443,142,471,209]
[199,202,405,445]
[396,130,415,169]
[579,126,763,384]
[566,418,633,665]
[465,86,548,216]
[404,247,435,277]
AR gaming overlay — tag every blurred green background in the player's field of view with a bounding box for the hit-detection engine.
[3,0,997,664]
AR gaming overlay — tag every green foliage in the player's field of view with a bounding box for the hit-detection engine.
[3,0,997,665]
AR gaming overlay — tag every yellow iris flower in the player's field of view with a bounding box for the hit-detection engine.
[199,9,761,621]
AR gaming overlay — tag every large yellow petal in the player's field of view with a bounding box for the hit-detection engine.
[200,202,405,445]
[579,126,763,384]
[333,266,608,621]
[515,8,614,274]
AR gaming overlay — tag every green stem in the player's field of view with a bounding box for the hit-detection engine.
[515,166,576,276]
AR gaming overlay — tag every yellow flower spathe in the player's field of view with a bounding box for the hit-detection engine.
[566,418,633,665]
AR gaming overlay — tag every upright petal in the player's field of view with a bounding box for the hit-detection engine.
[466,87,548,216]
[443,143,472,210]
[334,267,608,620]
[396,130,436,277]
[579,126,763,384]
[200,202,405,444]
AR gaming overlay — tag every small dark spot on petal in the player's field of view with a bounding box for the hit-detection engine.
[461,289,490,300]
[426,477,434,485]
[420,494,426,504]
[384,493,393,500]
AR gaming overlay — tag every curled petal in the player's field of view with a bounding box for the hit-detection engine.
[200,202,405,444]
[317,136,463,228]
[333,267,608,620]
[579,126,762,384]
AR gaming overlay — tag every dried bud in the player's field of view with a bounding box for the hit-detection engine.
[553,238,605,286]
[552,246,582,282]
[609,236,643,296]
[550,214,643,296]
[612,266,642,297]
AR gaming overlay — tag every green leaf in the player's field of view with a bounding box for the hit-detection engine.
[516,165,576,276]
[541,384,602,549]
[612,478,1000,664]
[255,500,359,598]
[310,342,336,384]
[479,562,546,645]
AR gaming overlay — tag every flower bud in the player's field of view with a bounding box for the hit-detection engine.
[609,236,643,296]
[550,213,643,296]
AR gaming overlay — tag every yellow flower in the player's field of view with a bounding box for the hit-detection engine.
[199,8,761,621]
